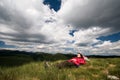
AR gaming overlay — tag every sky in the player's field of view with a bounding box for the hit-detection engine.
[0,0,120,55]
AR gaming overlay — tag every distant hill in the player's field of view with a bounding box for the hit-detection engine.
[0,49,75,61]
[87,55,120,58]
[0,49,120,67]
[0,49,120,60]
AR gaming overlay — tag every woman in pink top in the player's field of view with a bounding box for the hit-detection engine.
[57,53,86,68]
[68,53,86,67]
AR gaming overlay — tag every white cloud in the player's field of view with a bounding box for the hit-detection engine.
[0,0,120,55]
[73,27,110,45]
[95,40,120,50]
[95,41,112,48]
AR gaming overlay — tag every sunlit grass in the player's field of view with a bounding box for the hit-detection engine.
[0,58,120,80]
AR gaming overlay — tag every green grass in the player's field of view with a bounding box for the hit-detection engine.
[0,58,120,80]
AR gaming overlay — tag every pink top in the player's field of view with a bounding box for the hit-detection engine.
[68,57,86,66]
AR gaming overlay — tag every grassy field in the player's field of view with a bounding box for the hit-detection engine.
[0,57,120,80]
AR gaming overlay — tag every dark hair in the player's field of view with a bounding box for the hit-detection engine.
[77,53,84,58]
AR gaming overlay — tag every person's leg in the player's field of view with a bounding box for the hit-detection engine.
[56,61,75,69]
[75,65,80,68]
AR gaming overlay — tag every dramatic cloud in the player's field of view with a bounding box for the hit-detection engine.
[0,0,73,52]
[0,0,54,43]
[58,0,120,33]
[0,0,120,55]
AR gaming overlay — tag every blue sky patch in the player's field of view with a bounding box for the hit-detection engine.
[0,41,15,48]
[69,30,78,37]
[43,0,61,12]
[97,32,120,42]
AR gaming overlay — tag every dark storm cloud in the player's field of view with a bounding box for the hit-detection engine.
[77,43,88,47]
[0,31,54,44]
[60,0,120,32]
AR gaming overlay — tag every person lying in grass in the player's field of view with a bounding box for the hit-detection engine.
[56,53,86,68]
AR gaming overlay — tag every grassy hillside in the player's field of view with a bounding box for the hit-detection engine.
[0,57,120,80]
[0,50,120,80]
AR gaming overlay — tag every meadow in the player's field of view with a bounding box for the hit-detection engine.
[0,50,120,80]
[0,56,120,80]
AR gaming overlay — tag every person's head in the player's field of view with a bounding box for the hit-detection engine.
[77,53,83,58]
